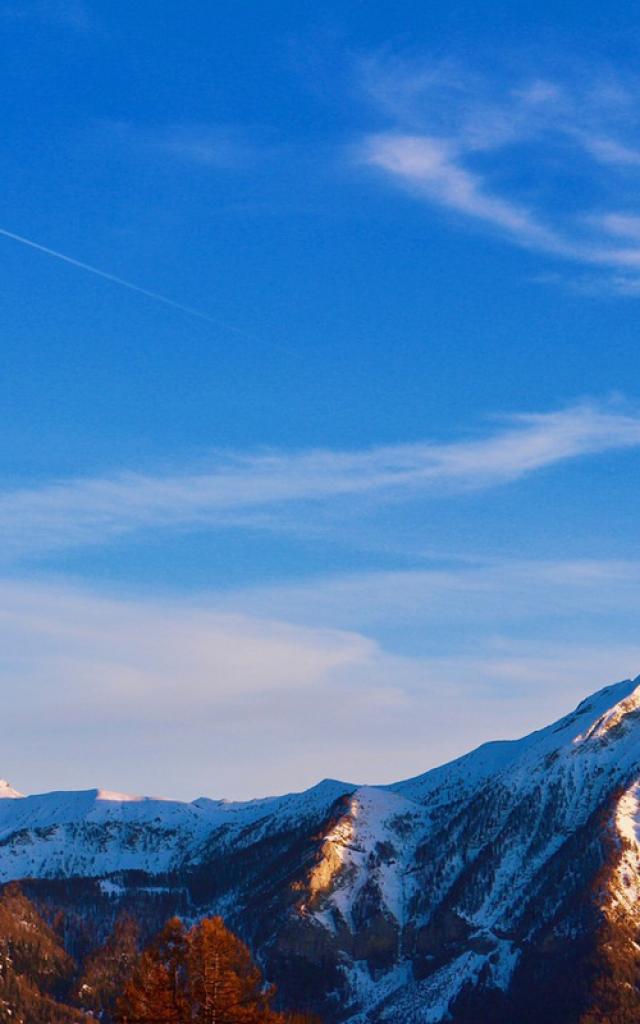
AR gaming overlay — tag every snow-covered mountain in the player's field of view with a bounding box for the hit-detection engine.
[0,779,22,799]
[3,677,640,1023]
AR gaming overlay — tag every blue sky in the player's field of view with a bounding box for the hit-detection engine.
[3,0,640,799]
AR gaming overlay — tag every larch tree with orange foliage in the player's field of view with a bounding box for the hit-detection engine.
[117,917,189,1023]
[188,916,278,1023]
[117,915,320,1024]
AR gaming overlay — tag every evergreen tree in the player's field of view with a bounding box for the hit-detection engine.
[76,913,140,1018]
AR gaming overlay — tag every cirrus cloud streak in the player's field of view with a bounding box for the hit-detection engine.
[358,58,640,286]
[1,402,640,558]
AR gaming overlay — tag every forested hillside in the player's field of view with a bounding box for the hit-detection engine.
[0,885,316,1023]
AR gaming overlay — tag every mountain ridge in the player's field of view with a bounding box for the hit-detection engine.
[2,675,640,1022]
[4,675,638,817]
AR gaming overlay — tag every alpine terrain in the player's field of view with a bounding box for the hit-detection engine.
[3,676,640,1022]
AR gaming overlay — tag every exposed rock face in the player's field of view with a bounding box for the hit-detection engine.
[3,677,640,1022]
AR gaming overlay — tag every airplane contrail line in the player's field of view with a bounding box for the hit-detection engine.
[0,226,247,335]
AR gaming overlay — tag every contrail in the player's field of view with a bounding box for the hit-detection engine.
[0,226,247,335]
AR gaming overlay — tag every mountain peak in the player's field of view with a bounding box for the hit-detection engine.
[0,779,22,799]
[574,677,640,745]
[94,788,145,803]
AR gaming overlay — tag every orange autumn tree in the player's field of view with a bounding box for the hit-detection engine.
[117,917,189,1023]
[188,917,279,1023]
[117,915,319,1024]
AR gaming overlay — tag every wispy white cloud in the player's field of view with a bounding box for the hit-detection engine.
[104,121,275,171]
[581,136,640,169]
[0,578,372,706]
[218,557,640,637]
[156,125,275,169]
[2,402,640,558]
[357,57,640,286]
[363,133,565,253]
[597,213,640,241]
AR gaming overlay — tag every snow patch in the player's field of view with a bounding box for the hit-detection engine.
[0,780,21,799]
[575,682,640,745]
